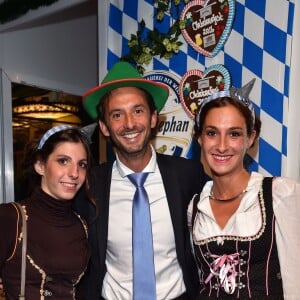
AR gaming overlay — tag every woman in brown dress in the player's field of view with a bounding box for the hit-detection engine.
[0,125,95,299]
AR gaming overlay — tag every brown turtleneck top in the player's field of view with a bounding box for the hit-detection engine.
[0,187,90,299]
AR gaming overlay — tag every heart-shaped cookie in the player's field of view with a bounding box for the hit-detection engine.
[180,0,235,57]
[179,64,231,119]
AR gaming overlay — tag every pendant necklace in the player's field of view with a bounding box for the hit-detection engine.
[210,189,247,203]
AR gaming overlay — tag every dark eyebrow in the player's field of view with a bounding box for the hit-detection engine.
[108,108,122,116]
[204,125,243,130]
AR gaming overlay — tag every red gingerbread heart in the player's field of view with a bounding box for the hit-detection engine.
[179,64,231,119]
[180,0,235,57]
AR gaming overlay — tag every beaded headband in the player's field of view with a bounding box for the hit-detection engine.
[196,79,256,128]
[37,123,97,149]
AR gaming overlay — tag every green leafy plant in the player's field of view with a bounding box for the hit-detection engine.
[121,0,190,74]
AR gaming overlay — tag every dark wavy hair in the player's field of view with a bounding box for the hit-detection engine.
[21,128,95,206]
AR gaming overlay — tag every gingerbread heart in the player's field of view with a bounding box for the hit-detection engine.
[179,64,231,119]
[180,0,235,57]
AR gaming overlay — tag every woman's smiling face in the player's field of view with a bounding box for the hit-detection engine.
[198,104,256,177]
[34,141,87,200]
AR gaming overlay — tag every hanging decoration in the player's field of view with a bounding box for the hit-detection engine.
[121,0,190,74]
[179,64,231,119]
[180,0,235,57]
[0,0,59,24]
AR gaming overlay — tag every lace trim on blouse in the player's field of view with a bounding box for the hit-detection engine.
[193,184,266,246]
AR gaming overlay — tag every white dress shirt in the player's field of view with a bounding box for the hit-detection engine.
[102,147,186,299]
[188,172,300,300]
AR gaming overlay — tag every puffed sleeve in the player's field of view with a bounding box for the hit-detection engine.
[0,203,20,269]
[273,177,300,299]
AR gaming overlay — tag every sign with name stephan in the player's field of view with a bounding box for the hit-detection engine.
[144,70,194,158]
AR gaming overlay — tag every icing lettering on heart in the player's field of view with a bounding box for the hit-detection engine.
[179,64,231,119]
[180,0,235,57]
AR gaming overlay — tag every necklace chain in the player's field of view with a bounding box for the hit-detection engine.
[210,189,247,203]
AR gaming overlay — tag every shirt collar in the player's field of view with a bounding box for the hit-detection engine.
[115,145,157,178]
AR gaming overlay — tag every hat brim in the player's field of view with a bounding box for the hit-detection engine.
[83,78,169,120]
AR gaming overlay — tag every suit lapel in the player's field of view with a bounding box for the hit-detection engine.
[157,154,186,259]
[92,162,113,269]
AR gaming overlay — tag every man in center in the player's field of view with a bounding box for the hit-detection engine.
[76,61,207,299]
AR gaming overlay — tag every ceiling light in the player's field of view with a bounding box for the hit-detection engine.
[12,101,80,122]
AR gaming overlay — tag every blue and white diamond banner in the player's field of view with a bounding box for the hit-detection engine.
[104,0,295,177]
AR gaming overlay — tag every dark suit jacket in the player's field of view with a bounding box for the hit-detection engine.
[75,153,207,299]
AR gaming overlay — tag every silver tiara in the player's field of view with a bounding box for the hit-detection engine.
[38,123,97,149]
[196,79,256,128]
[79,122,98,144]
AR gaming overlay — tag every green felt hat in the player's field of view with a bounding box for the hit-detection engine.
[83,61,169,120]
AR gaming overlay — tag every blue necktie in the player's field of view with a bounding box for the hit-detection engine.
[128,172,156,300]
